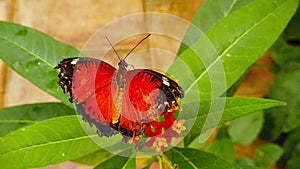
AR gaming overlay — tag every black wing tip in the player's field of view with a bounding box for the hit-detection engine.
[55,57,80,103]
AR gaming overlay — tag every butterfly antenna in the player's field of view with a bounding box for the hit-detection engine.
[124,33,151,60]
[105,36,122,61]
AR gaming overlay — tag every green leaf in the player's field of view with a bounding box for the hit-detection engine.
[233,164,260,169]
[286,142,300,169]
[269,9,300,67]
[282,126,300,169]
[270,38,300,67]
[171,147,232,169]
[261,62,300,141]
[283,126,300,159]
[254,143,283,167]
[225,71,248,97]
[94,154,135,169]
[233,158,259,169]
[206,138,234,162]
[73,149,114,166]
[183,97,285,146]
[0,102,75,136]
[178,0,252,54]
[0,21,81,107]
[0,115,100,169]
[228,111,264,145]
[171,0,296,146]
[204,0,298,95]
[170,0,298,101]
[282,8,300,41]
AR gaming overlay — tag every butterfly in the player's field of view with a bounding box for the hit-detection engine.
[55,34,184,143]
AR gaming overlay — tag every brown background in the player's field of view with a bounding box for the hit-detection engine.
[0,0,274,168]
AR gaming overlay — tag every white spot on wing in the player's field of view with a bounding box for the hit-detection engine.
[162,77,170,86]
[70,58,79,65]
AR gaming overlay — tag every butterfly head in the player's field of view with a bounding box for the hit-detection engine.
[118,59,128,70]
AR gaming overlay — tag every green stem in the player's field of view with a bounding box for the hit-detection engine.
[162,154,173,169]
[158,154,163,169]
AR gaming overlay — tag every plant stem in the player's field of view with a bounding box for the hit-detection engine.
[158,154,163,169]
[162,154,173,169]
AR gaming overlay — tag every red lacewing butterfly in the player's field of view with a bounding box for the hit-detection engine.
[55,34,185,150]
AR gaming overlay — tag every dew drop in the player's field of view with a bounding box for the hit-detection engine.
[225,53,231,57]
[61,153,65,157]
[37,62,41,65]
[21,128,26,131]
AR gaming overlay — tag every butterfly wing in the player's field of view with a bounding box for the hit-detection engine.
[55,57,120,136]
[118,69,184,137]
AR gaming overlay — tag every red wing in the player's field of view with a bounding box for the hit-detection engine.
[118,69,184,136]
[72,58,116,103]
[56,58,120,136]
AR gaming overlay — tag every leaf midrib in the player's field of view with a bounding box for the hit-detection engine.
[121,158,133,169]
[1,134,98,156]
[184,1,287,95]
[224,0,238,17]
[184,101,283,124]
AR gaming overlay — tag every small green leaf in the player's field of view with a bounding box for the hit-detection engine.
[171,147,232,169]
[184,97,285,146]
[228,111,264,145]
[283,126,300,159]
[0,21,81,107]
[0,102,75,136]
[206,138,234,162]
[286,142,300,169]
[261,62,300,141]
[0,115,100,169]
[254,143,283,167]
[94,154,135,169]
[233,165,260,169]
[233,158,258,169]
[270,38,300,67]
[270,64,300,124]
[282,8,300,41]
